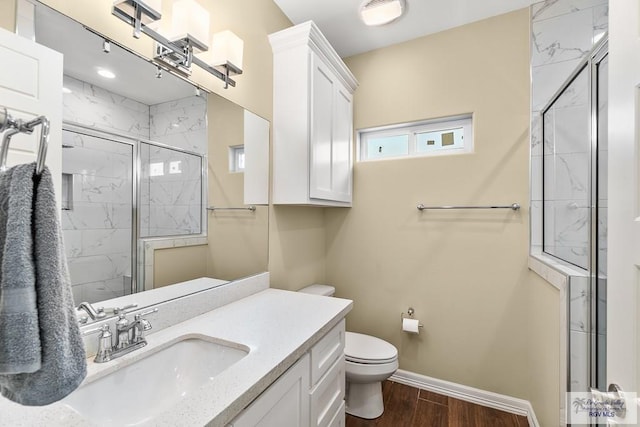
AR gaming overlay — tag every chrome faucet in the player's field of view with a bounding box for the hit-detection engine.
[83,308,158,363]
[77,302,138,324]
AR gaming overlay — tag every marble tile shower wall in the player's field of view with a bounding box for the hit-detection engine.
[142,96,207,237]
[530,0,608,262]
[530,0,609,396]
[61,131,134,303]
[61,78,206,301]
[63,75,150,139]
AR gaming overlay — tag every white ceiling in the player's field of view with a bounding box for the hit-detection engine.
[273,0,537,58]
[34,4,197,106]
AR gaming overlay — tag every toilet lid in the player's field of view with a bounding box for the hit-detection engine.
[345,332,398,364]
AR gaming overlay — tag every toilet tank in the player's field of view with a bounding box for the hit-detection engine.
[298,284,335,297]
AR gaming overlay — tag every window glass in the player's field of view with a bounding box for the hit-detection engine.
[366,135,409,159]
[359,115,472,161]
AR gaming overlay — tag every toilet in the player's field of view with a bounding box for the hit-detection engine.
[298,284,399,419]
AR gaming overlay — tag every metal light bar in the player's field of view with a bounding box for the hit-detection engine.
[417,203,521,211]
[112,2,242,88]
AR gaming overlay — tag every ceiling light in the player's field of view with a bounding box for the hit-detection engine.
[97,68,116,79]
[359,0,405,27]
[62,87,72,94]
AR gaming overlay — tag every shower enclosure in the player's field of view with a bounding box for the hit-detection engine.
[61,125,204,304]
[542,39,608,397]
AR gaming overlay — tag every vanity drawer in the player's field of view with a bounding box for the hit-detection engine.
[327,401,345,427]
[309,357,345,427]
[310,319,345,386]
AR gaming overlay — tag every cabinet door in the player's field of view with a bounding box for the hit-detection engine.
[230,355,310,427]
[330,83,353,203]
[309,53,353,204]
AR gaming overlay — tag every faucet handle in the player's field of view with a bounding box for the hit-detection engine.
[108,303,139,315]
[83,325,113,363]
[133,308,159,342]
[137,308,159,318]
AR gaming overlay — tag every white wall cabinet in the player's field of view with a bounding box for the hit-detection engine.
[229,320,346,427]
[269,21,358,207]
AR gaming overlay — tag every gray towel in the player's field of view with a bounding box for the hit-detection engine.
[0,164,40,374]
[0,164,87,406]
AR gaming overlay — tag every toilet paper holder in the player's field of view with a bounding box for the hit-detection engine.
[401,307,423,328]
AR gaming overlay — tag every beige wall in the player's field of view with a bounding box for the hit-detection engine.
[0,0,15,32]
[207,94,269,280]
[154,245,208,288]
[323,9,559,426]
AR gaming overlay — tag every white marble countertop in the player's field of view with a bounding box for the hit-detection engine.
[0,289,353,427]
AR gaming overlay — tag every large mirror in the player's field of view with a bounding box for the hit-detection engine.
[32,2,269,319]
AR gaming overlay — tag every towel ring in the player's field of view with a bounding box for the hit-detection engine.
[0,109,50,175]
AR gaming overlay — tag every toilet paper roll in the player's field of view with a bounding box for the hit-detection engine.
[402,318,421,334]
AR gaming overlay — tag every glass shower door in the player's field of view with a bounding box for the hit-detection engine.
[60,129,135,304]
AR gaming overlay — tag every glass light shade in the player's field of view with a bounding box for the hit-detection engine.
[360,0,404,26]
[113,0,162,24]
[170,0,210,51]
[206,30,244,70]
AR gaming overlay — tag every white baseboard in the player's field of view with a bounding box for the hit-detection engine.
[389,369,540,427]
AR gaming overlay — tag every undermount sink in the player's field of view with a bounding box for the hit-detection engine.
[63,337,249,426]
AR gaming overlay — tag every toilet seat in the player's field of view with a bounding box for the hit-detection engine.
[345,332,398,365]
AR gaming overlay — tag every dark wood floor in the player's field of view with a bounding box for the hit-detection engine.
[345,381,529,427]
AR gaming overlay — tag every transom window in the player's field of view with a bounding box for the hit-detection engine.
[358,114,473,161]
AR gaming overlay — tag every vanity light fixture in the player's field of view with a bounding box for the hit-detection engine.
[112,0,243,88]
[359,0,406,26]
[199,30,244,89]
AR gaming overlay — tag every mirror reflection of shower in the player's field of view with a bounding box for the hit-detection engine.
[35,5,207,304]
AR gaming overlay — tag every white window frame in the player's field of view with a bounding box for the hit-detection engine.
[229,144,245,173]
[358,114,473,162]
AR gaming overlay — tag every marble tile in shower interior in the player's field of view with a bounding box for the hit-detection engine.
[592,4,608,43]
[80,228,131,257]
[67,254,128,286]
[531,0,608,23]
[531,156,543,201]
[544,152,590,201]
[173,180,202,205]
[550,245,589,270]
[62,131,134,156]
[532,8,594,68]
[531,114,543,156]
[153,128,208,155]
[63,148,132,179]
[542,109,555,154]
[569,275,589,332]
[63,76,149,138]
[148,205,201,234]
[79,175,131,204]
[61,202,116,230]
[150,95,206,115]
[532,60,582,111]
[553,107,590,155]
[150,105,206,136]
[62,229,82,258]
[553,201,590,245]
[569,329,589,392]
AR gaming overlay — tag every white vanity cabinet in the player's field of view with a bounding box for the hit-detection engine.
[229,320,346,427]
[269,21,358,207]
